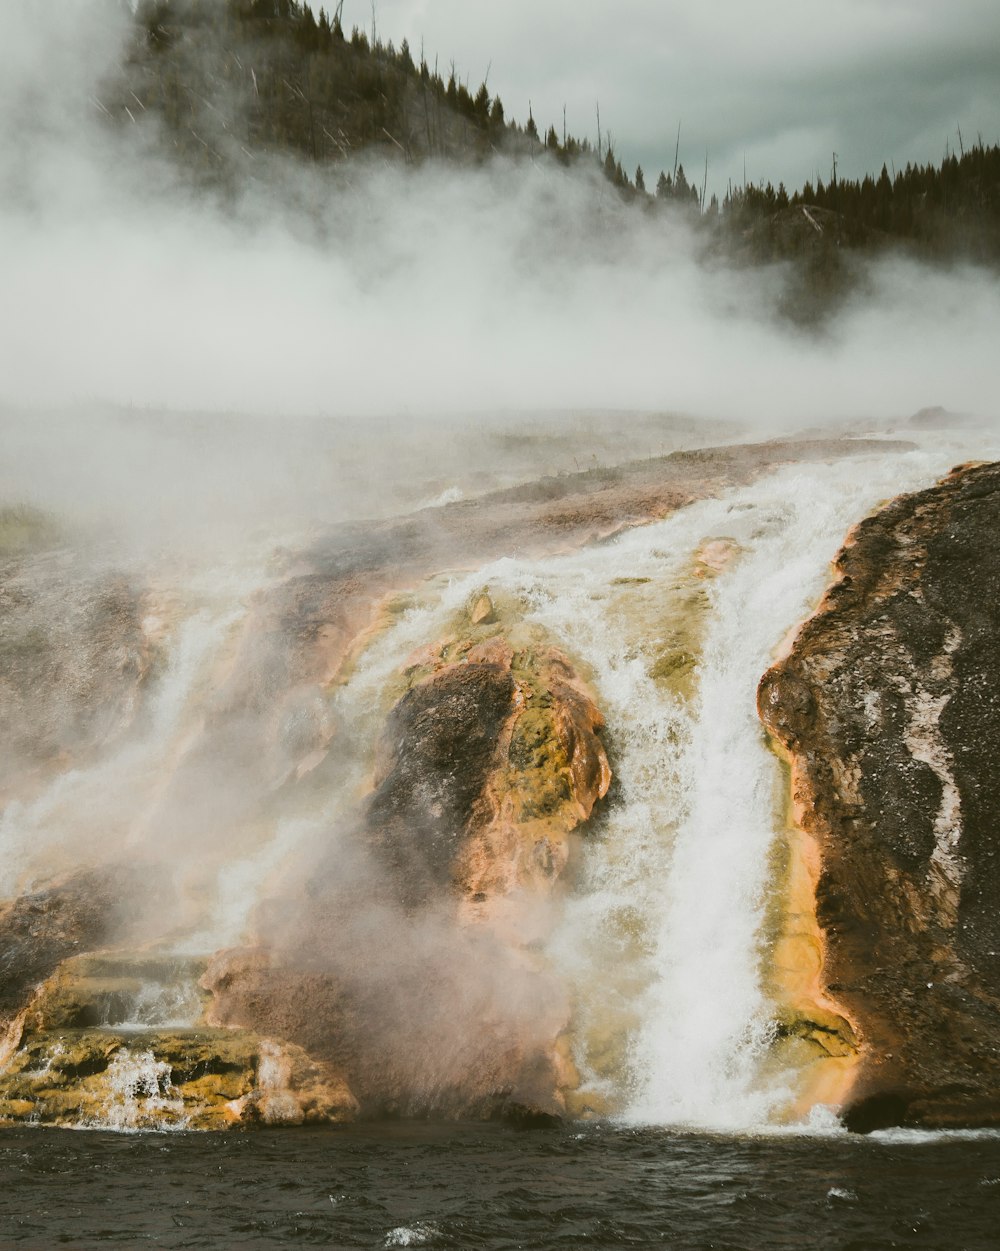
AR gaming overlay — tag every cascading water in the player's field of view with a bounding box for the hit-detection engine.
[527,442,1000,1129]
[5,427,1000,1134]
[331,435,1000,1131]
[96,1049,188,1131]
[0,565,257,900]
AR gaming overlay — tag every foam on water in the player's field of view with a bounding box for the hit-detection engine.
[867,1127,1000,1145]
[86,1048,188,1132]
[383,1224,441,1247]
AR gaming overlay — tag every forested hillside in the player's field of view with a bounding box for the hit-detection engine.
[723,144,1000,264]
[120,0,547,173]
[114,1,1000,281]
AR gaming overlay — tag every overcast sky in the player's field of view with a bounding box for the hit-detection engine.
[359,0,1000,196]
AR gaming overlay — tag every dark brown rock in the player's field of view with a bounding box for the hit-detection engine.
[0,865,155,1025]
[759,461,1000,1130]
[365,633,611,911]
[368,662,517,898]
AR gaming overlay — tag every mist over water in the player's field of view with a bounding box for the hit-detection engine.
[330,435,999,1129]
[4,1,1000,1150]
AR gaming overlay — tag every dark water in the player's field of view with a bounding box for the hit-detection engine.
[1,1122,999,1250]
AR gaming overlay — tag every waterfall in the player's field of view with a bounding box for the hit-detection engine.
[333,435,995,1130]
[4,424,999,1133]
[538,443,999,1128]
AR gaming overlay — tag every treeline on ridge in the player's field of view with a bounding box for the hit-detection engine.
[117,0,1000,275]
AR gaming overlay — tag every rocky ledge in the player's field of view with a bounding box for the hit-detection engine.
[0,954,356,1128]
[203,601,611,1122]
[759,461,1000,1131]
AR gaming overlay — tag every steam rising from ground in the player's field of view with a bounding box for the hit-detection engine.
[2,0,999,445]
[3,2,1000,1127]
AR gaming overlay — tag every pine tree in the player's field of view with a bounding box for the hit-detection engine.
[674,163,689,198]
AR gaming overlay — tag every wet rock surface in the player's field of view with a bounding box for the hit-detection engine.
[368,627,610,911]
[204,617,609,1123]
[369,662,518,897]
[759,461,1000,1130]
[0,866,153,1026]
[0,953,357,1128]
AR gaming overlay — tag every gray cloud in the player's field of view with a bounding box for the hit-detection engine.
[371,0,1000,193]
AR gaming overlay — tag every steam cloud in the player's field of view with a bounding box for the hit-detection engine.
[2,1,1000,1119]
[2,0,999,439]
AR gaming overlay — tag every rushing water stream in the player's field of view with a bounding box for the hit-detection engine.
[331,441,998,1131]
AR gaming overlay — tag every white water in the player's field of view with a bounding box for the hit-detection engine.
[94,1048,188,1131]
[336,434,1000,1130]
[6,426,1000,1132]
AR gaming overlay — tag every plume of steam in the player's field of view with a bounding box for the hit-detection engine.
[1,0,998,436]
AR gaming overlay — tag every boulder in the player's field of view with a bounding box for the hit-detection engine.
[368,630,611,920]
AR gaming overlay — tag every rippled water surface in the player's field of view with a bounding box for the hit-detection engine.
[2,1123,999,1249]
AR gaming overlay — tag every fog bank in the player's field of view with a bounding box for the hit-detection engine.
[1,2,998,439]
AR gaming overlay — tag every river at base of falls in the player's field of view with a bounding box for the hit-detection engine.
[2,1123,999,1250]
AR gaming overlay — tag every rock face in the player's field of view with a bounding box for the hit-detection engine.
[0,866,154,1027]
[369,626,611,917]
[759,462,1000,1130]
[369,659,518,903]
[0,954,357,1128]
[203,614,610,1122]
